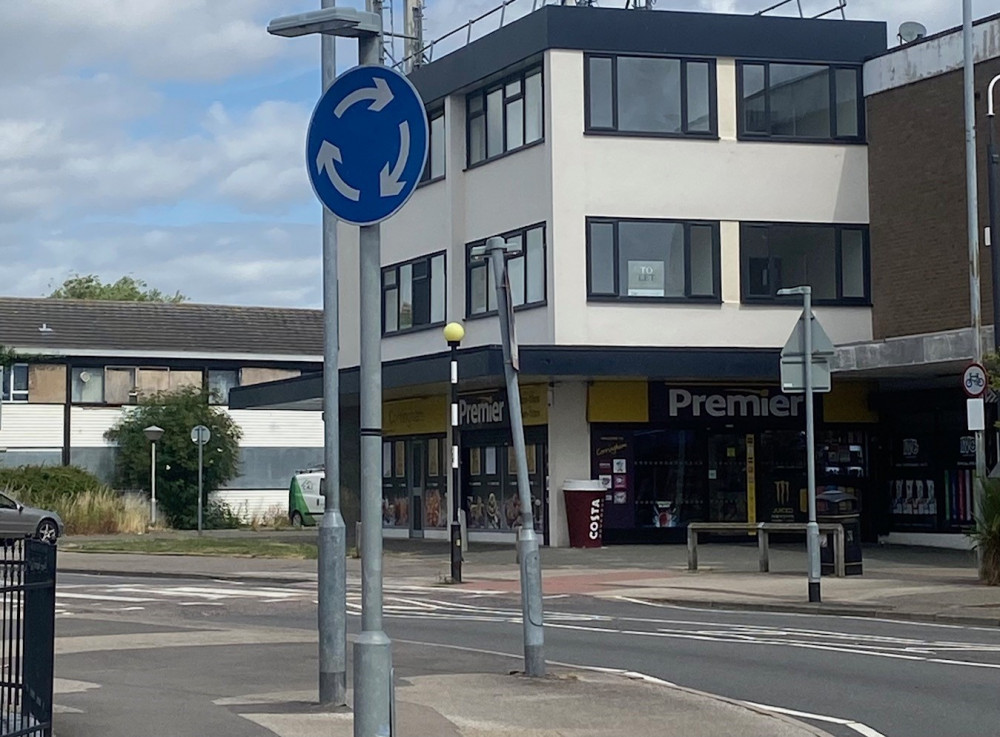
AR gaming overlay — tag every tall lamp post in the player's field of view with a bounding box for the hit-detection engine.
[443,322,465,583]
[987,74,1000,354]
[143,425,163,526]
[470,236,546,677]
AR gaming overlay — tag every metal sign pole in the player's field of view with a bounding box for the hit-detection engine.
[803,288,821,603]
[486,241,546,677]
[197,435,203,534]
[317,0,348,709]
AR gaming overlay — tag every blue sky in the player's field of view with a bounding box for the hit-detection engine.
[0,0,991,308]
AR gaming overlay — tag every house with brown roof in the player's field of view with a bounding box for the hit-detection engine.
[0,297,324,519]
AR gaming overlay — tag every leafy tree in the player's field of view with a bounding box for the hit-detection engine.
[105,386,242,528]
[49,274,187,303]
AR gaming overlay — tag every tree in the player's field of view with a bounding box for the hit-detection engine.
[49,274,187,303]
[105,386,242,528]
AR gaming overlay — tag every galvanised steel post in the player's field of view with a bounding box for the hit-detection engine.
[317,0,348,708]
[485,238,545,677]
[353,9,394,735]
[803,287,821,603]
[444,322,465,583]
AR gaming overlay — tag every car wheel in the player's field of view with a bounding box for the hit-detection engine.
[290,511,304,528]
[35,519,59,545]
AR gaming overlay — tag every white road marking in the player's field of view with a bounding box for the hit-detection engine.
[57,592,155,603]
[744,701,887,737]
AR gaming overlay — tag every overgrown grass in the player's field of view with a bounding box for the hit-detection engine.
[247,505,291,531]
[10,486,149,536]
[61,537,318,559]
[970,479,1000,585]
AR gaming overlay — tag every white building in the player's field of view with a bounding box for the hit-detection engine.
[0,298,324,519]
[233,4,888,546]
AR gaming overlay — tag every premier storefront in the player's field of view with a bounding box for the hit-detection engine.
[380,385,549,543]
[588,381,877,543]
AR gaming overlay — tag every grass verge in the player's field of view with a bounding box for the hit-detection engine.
[60,537,318,559]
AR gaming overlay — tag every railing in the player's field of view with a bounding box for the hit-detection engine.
[756,0,847,19]
[1,540,55,737]
[686,521,846,578]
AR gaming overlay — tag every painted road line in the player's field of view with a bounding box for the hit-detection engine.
[745,701,887,737]
[57,593,155,603]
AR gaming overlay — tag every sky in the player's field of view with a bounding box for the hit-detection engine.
[1,0,995,309]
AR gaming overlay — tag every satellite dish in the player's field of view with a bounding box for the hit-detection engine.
[898,21,927,44]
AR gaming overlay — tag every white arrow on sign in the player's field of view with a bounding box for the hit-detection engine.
[379,121,409,198]
[316,140,360,202]
[333,77,393,118]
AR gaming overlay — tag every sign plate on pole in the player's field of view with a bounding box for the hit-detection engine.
[962,361,988,398]
[780,312,835,394]
[306,65,428,226]
[191,425,211,446]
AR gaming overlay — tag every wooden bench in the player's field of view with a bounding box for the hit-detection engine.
[686,521,846,578]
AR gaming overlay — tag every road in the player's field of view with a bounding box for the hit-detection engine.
[52,572,1000,737]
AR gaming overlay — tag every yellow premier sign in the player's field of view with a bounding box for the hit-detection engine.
[383,396,448,437]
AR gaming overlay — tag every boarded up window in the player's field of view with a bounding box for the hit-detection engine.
[170,370,203,391]
[136,368,169,398]
[104,368,136,405]
[240,368,300,386]
[28,365,66,403]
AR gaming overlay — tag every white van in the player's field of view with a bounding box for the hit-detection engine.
[288,468,325,526]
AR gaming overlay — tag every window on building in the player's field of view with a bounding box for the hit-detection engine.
[587,218,720,301]
[1,364,28,402]
[467,66,543,166]
[421,109,446,183]
[738,62,862,142]
[586,54,716,136]
[466,224,546,317]
[382,252,447,335]
[740,223,869,304]
[207,369,240,405]
[71,367,105,403]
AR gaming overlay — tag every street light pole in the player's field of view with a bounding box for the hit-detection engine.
[143,425,163,526]
[987,74,1000,354]
[443,322,465,583]
[316,0,348,708]
[778,286,821,603]
[476,236,546,677]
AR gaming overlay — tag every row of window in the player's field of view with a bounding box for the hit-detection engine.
[1,366,241,405]
[381,220,869,334]
[421,56,861,181]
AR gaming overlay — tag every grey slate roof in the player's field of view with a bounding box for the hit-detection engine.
[0,297,323,356]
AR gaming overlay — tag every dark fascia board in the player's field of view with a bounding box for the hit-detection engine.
[230,345,779,408]
[409,5,887,104]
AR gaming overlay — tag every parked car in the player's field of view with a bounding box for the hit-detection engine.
[0,492,63,544]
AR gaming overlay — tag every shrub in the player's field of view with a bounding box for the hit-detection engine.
[0,465,108,508]
[970,479,1000,585]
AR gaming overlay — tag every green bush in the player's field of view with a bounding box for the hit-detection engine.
[0,465,108,507]
[971,479,1000,585]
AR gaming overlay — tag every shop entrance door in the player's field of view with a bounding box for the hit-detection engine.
[409,438,426,538]
[707,433,748,522]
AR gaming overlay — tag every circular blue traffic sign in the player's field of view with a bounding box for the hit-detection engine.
[306,65,428,226]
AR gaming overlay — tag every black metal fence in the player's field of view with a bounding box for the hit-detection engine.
[1,540,55,737]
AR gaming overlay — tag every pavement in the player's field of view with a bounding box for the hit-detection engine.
[52,534,1000,736]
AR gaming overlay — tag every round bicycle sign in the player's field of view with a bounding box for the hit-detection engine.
[962,362,988,398]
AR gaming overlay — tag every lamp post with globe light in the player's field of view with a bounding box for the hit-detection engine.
[443,321,465,583]
[143,425,163,525]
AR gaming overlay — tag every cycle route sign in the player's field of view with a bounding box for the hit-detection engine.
[963,362,988,398]
[306,64,428,226]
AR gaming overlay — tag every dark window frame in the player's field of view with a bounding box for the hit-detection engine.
[465,223,547,319]
[381,251,448,336]
[1,363,29,402]
[739,221,871,305]
[585,217,722,303]
[736,61,864,143]
[584,53,719,138]
[466,65,544,168]
[420,107,446,185]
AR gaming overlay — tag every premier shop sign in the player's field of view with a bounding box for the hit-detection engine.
[649,385,810,423]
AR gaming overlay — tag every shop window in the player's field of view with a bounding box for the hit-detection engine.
[1,364,28,402]
[587,218,720,301]
[208,369,240,405]
[382,252,446,335]
[420,109,446,183]
[738,62,862,142]
[586,54,716,136]
[740,223,869,304]
[467,66,543,166]
[466,224,546,317]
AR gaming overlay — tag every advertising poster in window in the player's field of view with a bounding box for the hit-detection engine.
[591,433,633,529]
[627,260,665,297]
[889,435,937,531]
